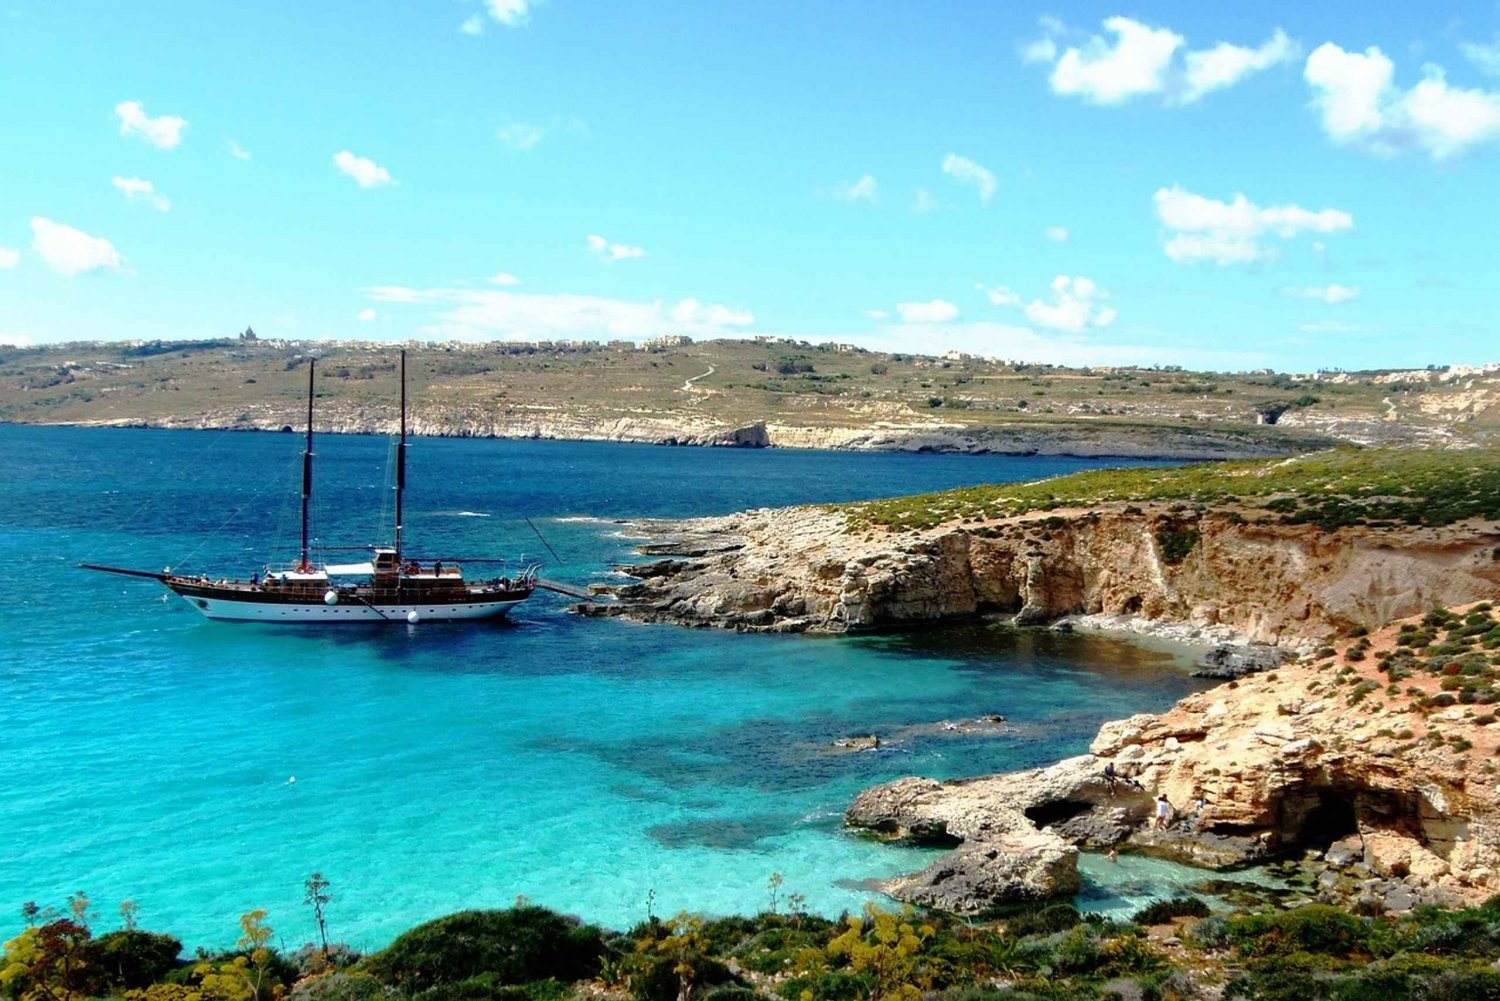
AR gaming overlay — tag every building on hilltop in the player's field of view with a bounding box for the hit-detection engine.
[240,326,257,341]
[644,334,694,349]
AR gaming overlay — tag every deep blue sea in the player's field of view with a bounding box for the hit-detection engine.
[0,425,1216,950]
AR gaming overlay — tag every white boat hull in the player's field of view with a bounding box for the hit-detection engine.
[180,593,525,623]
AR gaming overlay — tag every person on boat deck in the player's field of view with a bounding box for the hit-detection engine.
[435,560,443,576]
[250,571,259,587]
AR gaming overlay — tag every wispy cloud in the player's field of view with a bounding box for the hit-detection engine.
[115,100,186,149]
[912,188,942,213]
[894,299,959,323]
[30,217,126,277]
[586,233,645,262]
[112,176,171,211]
[484,0,535,28]
[490,272,522,286]
[831,174,878,203]
[364,284,752,341]
[0,247,19,269]
[333,150,395,188]
[1282,283,1360,304]
[227,140,252,161]
[1044,226,1070,243]
[975,283,1021,307]
[941,153,997,204]
[498,122,546,150]
[1154,185,1353,265]
[357,308,378,322]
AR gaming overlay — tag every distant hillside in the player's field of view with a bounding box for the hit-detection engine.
[1,336,1495,457]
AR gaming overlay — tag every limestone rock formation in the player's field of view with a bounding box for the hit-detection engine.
[846,610,1500,914]
[597,504,1500,646]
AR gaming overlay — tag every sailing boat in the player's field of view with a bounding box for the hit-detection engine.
[83,350,538,623]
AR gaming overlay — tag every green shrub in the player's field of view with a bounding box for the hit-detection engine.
[1225,905,1367,958]
[1004,904,1082,938]
[703,986,762,1001]
[1131,897,1211,925]
[365,908,604,992]
[93,930,184,990]
[291,971,402,1001]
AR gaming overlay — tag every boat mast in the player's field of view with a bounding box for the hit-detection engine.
[299,358,315,572]
[395,349,407,564]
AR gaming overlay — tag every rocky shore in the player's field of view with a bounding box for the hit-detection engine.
[581,493,1500,918]
[845,607,1500,916]
[69,409,1322,460]
[586,503,1500,645]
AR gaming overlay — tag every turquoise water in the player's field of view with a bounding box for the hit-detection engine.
[1,426,1208,950]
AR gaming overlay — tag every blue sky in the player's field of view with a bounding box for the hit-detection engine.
[2,1,1498,371]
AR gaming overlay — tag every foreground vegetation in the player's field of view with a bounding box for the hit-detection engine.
[844,445,1500,531]
[10,889,1500,1001]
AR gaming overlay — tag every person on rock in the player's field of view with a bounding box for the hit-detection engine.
[1154,794,1172,830]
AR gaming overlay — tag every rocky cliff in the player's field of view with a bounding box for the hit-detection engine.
[78,406,1313,459]
[847,604,1500,915]
[593,504,1500,647]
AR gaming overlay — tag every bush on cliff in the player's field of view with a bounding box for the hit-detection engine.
[364,908,604,992]
[1224,904,1368,958]
[93,931,184,991]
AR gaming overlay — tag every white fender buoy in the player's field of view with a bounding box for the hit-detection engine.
[406,610,420,624]
[324,590,339,605]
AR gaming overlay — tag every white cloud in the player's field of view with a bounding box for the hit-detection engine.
[1300,320,1362,334]
[1283,283,1360,304]
[112,176,170,211]
[30,217,125,277]
[490,272,522,286]
[586,233,645,262]
[1462,37,1500,77]
[1181,29,1297,102]
[894,299,959,323]
[0,247,18,269]
[486,0,533,27]
[941,153,997,204]
[1020,36,1058,65]
[358,308,379,323]
[912,188,940,213]
[1023,275,1116,332]
[863,309,890,320]
[227,140,252,161]
[1153,185,1353,265]
[668,297,754,327]
[975,282,1021,307]
[1044,225,1070,243]
[364,284,752,342]
[1028,18,1295,105]
[498,122,545,150]
[115,100,186,149]
[1049,17,1183,104]
[460,14,485,35]
[1305,43,1500,159]
[832,173,878,203]
[858,319,1263,369]
[333,150,395,188]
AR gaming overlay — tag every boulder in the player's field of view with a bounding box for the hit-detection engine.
[880,829,1081,912]
[1193,643,1292,679]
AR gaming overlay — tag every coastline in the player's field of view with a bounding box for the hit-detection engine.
[10,414,1322,462]
[581,490,1500,918]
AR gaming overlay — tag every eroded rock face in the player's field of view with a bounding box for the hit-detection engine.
[596,504,1500,646]
[847,612,1500,914]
